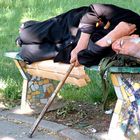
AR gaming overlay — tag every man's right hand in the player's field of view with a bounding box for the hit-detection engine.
[70,45,84,66]
[96,21,137,47]
[113,21,136,37]
[70,32,90,66]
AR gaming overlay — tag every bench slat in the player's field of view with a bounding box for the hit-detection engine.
[26,60,86,78]
[26,68,88,87]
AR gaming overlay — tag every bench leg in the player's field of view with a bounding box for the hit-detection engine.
[14,60,30,111]
[14,59,57,113]
[108,74,140,139]
[21,79,30,110]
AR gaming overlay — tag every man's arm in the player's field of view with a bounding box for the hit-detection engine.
[70,4,117,66]
[78,3,115,34]
[70,4,108,66]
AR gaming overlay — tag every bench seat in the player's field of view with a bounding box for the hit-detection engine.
[5,52,90,87]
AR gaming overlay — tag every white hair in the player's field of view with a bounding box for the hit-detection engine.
[130,38,140,44]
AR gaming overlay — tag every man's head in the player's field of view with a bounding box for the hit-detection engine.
[112,35,140,59]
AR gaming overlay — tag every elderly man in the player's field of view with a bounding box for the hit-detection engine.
[16,3,140,66]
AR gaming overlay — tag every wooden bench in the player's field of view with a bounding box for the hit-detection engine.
[5,52,90,111]
[5,52,140,139]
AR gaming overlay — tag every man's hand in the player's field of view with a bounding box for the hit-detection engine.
[70,32,90,66]
[70,45,85,66]
[113,21,136,36]
[96,21,136,47]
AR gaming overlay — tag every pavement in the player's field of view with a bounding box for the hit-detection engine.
[0,104,108,140]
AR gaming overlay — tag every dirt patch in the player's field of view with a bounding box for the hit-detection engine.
[0,97,115,136]
[34,100,115,137]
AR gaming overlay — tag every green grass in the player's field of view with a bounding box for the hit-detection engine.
[0,0,140,105]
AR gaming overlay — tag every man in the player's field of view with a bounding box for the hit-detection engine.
[16,4,140,66]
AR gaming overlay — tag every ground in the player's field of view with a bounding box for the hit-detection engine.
[34,100,115,137]
[0,98,115,137]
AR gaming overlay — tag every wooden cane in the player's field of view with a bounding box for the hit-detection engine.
[28,63,75,138]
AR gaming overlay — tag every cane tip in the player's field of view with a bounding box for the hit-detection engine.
[28,133,33,138]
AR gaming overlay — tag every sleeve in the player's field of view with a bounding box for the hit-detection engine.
[79,4,115,34]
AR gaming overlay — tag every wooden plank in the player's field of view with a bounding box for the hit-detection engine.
[26,69,89,87]
[26,60,86,77]
[26,68,87,79]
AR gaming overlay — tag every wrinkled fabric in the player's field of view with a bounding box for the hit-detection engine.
[16,4,140,66]
[78,40,115,67]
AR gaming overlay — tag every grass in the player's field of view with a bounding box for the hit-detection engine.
[0,0,140,105]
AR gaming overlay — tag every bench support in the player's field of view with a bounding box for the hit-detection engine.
[21,79,29,110]
[14,60,30,110]
[14,60,56,112]
[108,73,140,139]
